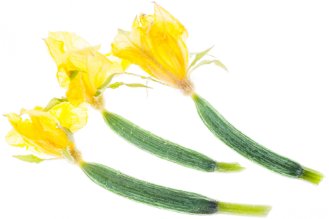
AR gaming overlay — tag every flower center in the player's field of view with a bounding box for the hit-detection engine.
[177,79,194,96]
[91,95,105,111]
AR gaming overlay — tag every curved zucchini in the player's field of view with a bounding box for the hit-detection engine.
[192,93,323,184]
[103,111,243,172]
[81,162,270,215]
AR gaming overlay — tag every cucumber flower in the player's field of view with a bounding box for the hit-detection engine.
[5,100,87,163]
[45,32,127,109]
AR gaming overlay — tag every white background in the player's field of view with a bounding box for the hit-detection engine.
[0,0,328,218]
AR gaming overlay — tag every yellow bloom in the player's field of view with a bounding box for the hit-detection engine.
[45,32,125,108]
[112,4,193,94]
[5,102,87,160]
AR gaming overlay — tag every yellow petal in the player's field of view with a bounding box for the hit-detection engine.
[66,72,88,106]
[88,54,114,89]
[57,70,70,88]
[142,4,189,80]
[46,32,125,106]
[44,37,65,67]
[65,48,121,106]
[65,70,99,107]
[147,28,188,80]
[153,3,187,39]
[47,32,90,53]
[26,110,73,153]
[5,112,21,125]
[6,112,37,141]
[112,29,173,82]
[106,53,131,72]
[68,49,112,89]
[6,129,46,156]
[112,4,189,88]
[5,109,74,157]
[45,32,93,85]
[48,102,87,132]
[6,129,28,147]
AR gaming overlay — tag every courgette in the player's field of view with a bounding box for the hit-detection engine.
[103,111,243,172]
[81,162,270,215]
[192,93,323,184]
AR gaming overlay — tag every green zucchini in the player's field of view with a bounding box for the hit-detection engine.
[192,93,323,184]
[81,162,270,215]
[103,111,243,172]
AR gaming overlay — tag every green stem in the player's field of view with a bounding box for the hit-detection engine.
[300,167,324,185]
[192,93,323,184]
[218,202,271,216]
[217,162,245,172]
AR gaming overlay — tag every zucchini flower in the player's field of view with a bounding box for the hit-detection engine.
[4,101,269,216]
[5,100,87,162]
[45,32,244,174]
[111,3,323,184]
[45,32,126,109]
[112,4,193,94]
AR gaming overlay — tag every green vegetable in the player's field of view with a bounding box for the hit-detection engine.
[81,162,270,215]
[192,93,323,184]
[103,111,243,173]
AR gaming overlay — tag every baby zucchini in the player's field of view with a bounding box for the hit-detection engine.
[192,93,323,184]
[103,111,243,173]
[81,162,270,215]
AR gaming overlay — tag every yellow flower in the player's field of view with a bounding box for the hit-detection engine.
[111,4,193,94]
[5,102,87,161]
[45,32,125,108]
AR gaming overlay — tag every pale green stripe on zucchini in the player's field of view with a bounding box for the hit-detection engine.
[81,162,270,215]
[103,111,243,173]
[192,93,323,184]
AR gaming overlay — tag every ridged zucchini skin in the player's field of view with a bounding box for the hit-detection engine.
[103,111,217,172]
[192,93,304,178]
[81,162,218,214]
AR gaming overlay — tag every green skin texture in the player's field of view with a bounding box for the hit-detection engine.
[103,111,218,172]
[81,162,270,215]
[81,162,218,214]
[192,93,322,182]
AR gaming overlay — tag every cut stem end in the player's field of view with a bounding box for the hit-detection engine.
[300,167,324,185]
[216,162,245,172]
[218,202,271,217]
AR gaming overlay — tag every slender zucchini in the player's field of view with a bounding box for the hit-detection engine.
[192,93,323,184]
[102,111,243,172]
[81,162,270,215]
